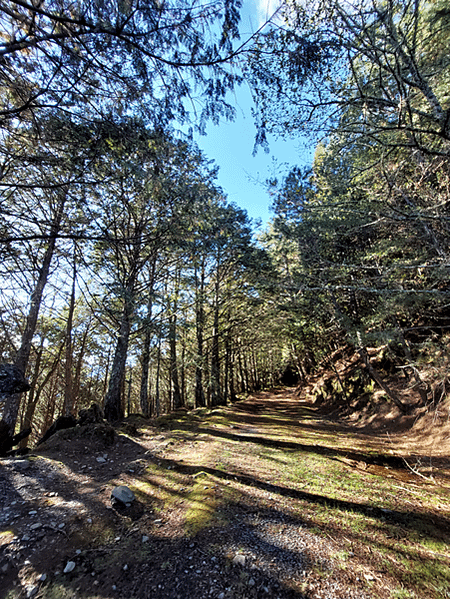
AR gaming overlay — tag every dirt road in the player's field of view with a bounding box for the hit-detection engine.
[1,389,449,599]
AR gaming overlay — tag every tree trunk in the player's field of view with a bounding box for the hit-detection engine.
[63,255,77,416]
[127,369,132,417]
[72,318,91,412]
[210,271,222,406]
[2,195,66,435]
[169,270,182,411]
[20,344,64,448]
[358,347,409,414]
[155,335,162,417]
[194,261,206,408]
[140,257,157,417]
[104,294,133,422]
[169,311,182,410]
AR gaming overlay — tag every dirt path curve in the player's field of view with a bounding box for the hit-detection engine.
[1,389,449,599]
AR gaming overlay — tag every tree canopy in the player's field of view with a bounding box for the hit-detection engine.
[2,0,450,447]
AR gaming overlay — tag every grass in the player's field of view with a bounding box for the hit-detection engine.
[5,392,448,599]
[151,397,449,599]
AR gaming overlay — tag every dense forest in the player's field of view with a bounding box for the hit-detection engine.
[1,0,450,449]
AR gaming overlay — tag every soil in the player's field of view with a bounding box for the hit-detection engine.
[0,385,449,599]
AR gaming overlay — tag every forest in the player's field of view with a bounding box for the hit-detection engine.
[1,0,450,449]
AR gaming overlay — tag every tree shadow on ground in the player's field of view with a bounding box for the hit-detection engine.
[149,453,450,544]
[170,420,409,469]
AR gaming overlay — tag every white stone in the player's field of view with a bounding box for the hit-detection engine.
[232,555,246,566]
[25,585,38,598]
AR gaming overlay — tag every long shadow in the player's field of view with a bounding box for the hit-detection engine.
[227,398,416,438]
[225,406,385,436]
[149,454,450,542]
[0,446,309,599]
[170,421,408,469]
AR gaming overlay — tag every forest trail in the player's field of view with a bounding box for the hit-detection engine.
[1,389,449,599]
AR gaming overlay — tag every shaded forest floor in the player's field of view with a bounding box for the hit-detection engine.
[1,383,450,599]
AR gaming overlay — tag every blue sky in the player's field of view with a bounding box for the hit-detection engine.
[192,1,314,228]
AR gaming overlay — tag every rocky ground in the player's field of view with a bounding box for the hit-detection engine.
[0,389,449,599]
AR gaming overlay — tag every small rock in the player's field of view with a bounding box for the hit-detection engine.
[30,523,42,530]
[111,486,135,505]
[123,564,129,571]
[142,536,149,543]
[39,573,47,582]
[96,457,107,463]
[25,585,39,598]
[232,555,246,566]
[248,578,256,587]
[64,561,76,574]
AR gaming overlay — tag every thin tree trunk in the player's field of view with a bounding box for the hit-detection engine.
[195,260,206,408]
[20,345,63,448]
[358,347,409,413]
[169,311,182,410]
[155,335,162,417]
[63,254,77,416]
[210,272,222,406]
[72,318,91,412]
[180,341,186,408]
[3,195,66,435]
[127,370,132,416]
[237,347,246,393]
[140,256,157,417]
